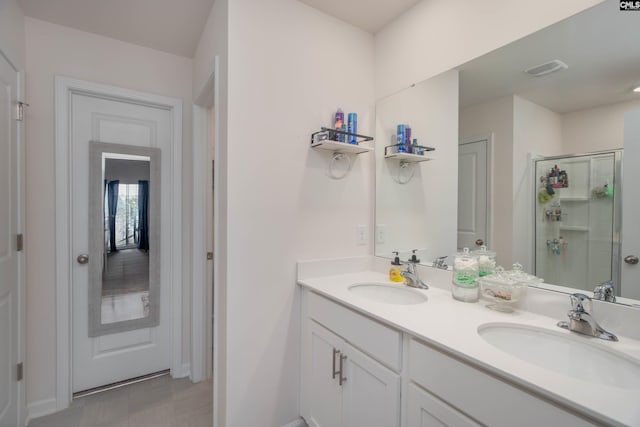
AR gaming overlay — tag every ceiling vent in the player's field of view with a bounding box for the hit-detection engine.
[524,60,568,77]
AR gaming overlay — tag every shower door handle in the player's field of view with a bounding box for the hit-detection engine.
[624,255,639,265]
[77,254,89,265]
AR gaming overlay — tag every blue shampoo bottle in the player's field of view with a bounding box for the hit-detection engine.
[347,113,357,144]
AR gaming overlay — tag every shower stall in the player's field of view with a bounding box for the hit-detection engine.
[533,151,622,291]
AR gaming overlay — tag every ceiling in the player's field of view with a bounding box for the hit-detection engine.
[18,0,215,57]
[299,0,420,33]
[458,1,640,113]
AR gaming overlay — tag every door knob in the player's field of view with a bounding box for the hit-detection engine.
[76,254,89,264]
[624,255,639,265]
[475,239,484,246]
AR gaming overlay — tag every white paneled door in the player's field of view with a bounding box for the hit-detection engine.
[70,92,173,392]
[0,54,21,427]
[621,110,640,300]
[458,139,488,250]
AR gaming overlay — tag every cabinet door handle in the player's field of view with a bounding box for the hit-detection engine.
[332,348,340,379]
[339,354,347,386]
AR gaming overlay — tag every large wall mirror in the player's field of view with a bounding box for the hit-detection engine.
[374,0,640,303]
[89,142,161,336]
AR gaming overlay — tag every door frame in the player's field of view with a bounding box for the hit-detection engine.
[0,48,26,427]
[192,55,220,425]
[458,134,492,250]
[54,76,183,410]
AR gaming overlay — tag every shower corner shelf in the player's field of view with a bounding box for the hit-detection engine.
[559,225,589,232]
[310,128,374,155]
[560,197,589,202]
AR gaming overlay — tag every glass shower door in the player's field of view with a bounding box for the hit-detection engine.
[534,152,619,291]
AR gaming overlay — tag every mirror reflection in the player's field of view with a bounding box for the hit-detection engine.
[102,157,151,324]
[374,1,640,303]
[89,142,161,336]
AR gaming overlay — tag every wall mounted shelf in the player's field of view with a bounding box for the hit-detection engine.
[310,127,374,179]
[384,142,434,164]
[311,139,373,155]
[384,152,433,163]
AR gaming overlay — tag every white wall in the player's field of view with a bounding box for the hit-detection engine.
[0,0,25,70]
[24,17,193,408]
[375,70,459,262]
[563,99,640,153]
[216,0,375,424]
[104,159,150,184]
[460,96,514,266]
[374,0,604,99]
[512,96,563,271]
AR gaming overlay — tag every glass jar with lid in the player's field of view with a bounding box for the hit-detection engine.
[472,245,496,277]
[452,247,479,302]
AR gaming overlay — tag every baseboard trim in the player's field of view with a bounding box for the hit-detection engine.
[175,362,191,378]
[26,398,58,424]
[283,418,307,427]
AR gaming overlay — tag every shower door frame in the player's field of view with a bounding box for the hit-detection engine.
[532,149,623,293]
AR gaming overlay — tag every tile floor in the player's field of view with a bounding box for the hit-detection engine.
[28,375,212,427]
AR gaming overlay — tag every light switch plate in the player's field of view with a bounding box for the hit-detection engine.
[356,224,368,246]
[376,224,386,244]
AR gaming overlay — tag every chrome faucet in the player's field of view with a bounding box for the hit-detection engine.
[593,280,616,303]
[557,293,618,341]
[401,261,429,289]
[432,256,448,270]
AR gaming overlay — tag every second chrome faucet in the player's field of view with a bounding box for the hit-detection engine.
[557,293,618,341]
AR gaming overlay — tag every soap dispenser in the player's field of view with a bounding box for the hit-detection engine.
[409,249,420,263]
[389,252,404,283]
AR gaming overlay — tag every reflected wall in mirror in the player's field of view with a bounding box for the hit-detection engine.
[375,70,459,264]
[375,0,640,303]
[89,142,161,336]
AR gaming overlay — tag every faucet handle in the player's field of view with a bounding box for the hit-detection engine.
[594,281,616,302]
[569,293,592,313]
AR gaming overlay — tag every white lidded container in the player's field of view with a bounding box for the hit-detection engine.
[472,245,497,278]
[478,263,543,312]
[452,247,479,302]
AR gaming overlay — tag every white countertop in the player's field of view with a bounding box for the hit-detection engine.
[298,269,640,427]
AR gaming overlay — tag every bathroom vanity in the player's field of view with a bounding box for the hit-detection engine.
[298,260,640,427]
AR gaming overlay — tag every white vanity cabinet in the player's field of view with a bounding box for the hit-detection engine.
[301,291,402,427]
[407,383,480,427]
[300,286,605,427]
[407,338,598,427]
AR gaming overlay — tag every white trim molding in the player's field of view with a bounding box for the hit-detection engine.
[25,398,58,425]
[192,57,218,389]
[54,76,183,410]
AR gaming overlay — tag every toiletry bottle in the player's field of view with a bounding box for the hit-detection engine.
[389,252,404,282]
[396,125,407,152]
[405,126,412,153]
[412,138,423,155]
[334,108,345,142]
[347,112,357,144]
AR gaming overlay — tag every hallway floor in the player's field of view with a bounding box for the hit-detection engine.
[28,376,212,427]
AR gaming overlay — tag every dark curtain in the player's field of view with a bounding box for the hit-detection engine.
[138,180,149,251]
[107,180,119,252]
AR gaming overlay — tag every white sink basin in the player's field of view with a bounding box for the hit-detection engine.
[478,323,640,389]
[348,283,427,305]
